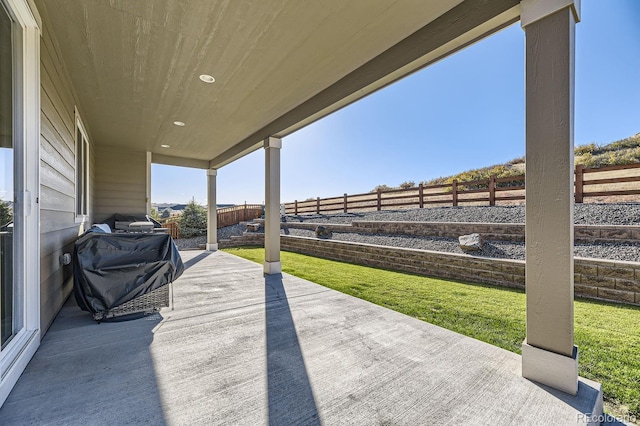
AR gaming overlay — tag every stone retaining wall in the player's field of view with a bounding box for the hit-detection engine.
[219,233,640,306]
[277,221,640,243]
[218,234,265,248]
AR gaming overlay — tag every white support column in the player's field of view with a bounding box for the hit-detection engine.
[264,137,282,274]
[145,151,152,215]
[206,169,218,251]
[521,0,580,395]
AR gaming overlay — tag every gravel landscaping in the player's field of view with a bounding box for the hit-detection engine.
[284,203,640,225]
[282,228,640,262]
[282,203,640,262]
[179,203,640,261]
[174,223,248,250]
[173,235,206,250]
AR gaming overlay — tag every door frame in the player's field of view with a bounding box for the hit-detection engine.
[0,0,40,407]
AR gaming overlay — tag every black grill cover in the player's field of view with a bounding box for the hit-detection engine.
[73,232,184,314]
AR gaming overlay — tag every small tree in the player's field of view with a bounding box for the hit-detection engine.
[399,181,416,189]
[178,199,207,238]
[161,209,171,219]
[150,207,160,221]
[0,199,12,228]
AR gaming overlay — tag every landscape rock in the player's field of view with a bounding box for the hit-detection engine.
[284,203,640,226]
[459,233,483,251]
[177,204,640,261]
[315,225,332,239]
[246,223,261,232]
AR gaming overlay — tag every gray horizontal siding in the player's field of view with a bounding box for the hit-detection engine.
[40,185,75,213]
[40,226,81,259]
[93,146,147,222]
[40,159,74,197]
[39,20,89,334]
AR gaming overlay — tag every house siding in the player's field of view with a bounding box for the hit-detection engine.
[39,21,92,333]
[93,146,147,223]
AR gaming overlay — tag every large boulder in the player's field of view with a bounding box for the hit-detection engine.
[315,225,332,239]
[246,223,261,232]
[459,233,483,252]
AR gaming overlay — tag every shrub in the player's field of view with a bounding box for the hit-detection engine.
[422,164,525,191]
[604,134,640,151]
[178,199,207,238]
[576,153,596,168]
[371,184,394,193]
[384,133,640,196]
[421,177,447,186]
[399,181,416,189]
[575,143,598,156]
[0,200,12,228]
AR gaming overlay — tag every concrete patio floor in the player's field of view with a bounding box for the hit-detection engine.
[1,250,603,425]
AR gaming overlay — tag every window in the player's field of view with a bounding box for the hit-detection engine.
[75,112,89,218]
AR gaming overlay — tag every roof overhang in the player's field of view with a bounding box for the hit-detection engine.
[35,0,520,169]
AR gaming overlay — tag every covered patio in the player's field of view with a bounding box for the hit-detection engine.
[0,250,601,424]
[0,0,609,420]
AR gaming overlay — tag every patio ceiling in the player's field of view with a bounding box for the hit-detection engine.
[35,0,519,168]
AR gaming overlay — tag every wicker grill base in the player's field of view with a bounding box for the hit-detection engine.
[93,284,171,322]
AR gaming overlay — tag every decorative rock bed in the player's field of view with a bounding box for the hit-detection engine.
[216,204,640,306]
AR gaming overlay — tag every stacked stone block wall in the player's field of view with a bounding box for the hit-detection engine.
[278,221,640,243]
[218,233,640,306]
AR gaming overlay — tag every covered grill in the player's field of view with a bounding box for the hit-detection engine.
[73,231,184,321]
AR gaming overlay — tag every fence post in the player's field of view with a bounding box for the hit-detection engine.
[419,183,424,208]
[452,180,458,207]
[575,165,583,203]
[489,175,496,206]
[316,197,320,214]
[294,200,298,215]
[343,193,348,213]
[377,189,382,211]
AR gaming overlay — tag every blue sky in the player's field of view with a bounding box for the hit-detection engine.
[152,0,640,206]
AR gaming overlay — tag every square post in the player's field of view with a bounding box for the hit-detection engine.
[452,180,458,206]
[489,175,496,206]
[575,165,584,203]
[146,151,152,215]
[206,169,218,251]
[521,0,581,395]
[264,137,282,274]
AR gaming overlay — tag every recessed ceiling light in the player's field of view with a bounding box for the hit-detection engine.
[161,144,170,148]
[173,121,186,127]
[199,74,215,83]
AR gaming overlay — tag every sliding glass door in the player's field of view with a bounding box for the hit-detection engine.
[0,1,15,350]
[0,0,39,405]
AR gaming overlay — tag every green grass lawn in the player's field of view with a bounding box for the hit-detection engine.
[224,247,640,419]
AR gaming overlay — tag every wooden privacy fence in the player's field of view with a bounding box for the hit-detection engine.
[285,163,640,215]
[217,204,263,228]
[162,204,263,238]
[162,221,179,239]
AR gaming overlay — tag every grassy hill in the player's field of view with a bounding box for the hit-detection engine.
[423,133,640,187]
[373,133,640,192]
